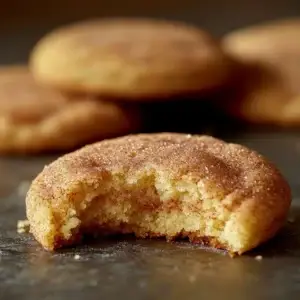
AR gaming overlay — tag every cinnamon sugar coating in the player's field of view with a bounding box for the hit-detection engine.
[26,133,291,254]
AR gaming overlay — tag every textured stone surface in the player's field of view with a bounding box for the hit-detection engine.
[1,133,300,299]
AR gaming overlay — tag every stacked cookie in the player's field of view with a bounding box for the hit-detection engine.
[0,18,233,154]
[7,17,300,153]
[220,18,300,126]
[0,66,140,153]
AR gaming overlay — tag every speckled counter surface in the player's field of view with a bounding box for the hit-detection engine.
[1,132,300,300]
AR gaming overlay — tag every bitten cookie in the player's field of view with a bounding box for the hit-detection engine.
[0,65,140,154]
[222,19,300,125]
[30,18,231,99]
[26,133,291,255]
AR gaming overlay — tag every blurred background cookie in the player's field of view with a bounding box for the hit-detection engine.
[0,65,140,154]
[30,18,232,100]
[220,19,300,126]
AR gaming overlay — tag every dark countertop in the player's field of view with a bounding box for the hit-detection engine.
[1,131,300,300]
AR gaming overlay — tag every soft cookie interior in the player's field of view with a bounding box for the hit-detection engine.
[28,166,282,255]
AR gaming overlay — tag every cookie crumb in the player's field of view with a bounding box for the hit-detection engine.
[17,219,30,233]
[74,254,81,260]
[288,217,295,223]
[255,255,263,261]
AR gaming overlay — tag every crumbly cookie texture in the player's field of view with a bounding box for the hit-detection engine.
[17,219,30,234]
[26,133,291,255]
[30,18,231,98]
[0,65,140,153]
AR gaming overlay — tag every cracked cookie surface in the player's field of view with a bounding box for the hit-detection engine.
[26,133,291,254]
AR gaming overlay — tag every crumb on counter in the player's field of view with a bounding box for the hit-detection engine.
[255,255,263,261]
[288,217,295,223]
[17,219,30,234]
[74,254,81,260]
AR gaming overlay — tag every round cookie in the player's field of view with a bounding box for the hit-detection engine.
[0,66,140,154]
[30,18,231,99]
[26,133,291,255]
[222,19,300,125]
[218,63,300,126]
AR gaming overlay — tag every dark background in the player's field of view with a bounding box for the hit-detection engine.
[0,0,299,63]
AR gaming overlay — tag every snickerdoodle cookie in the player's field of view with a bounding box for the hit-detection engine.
[30,18,231,99]
[0,65,140,153]
[26,133,291,255]
[222,19,300,125]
